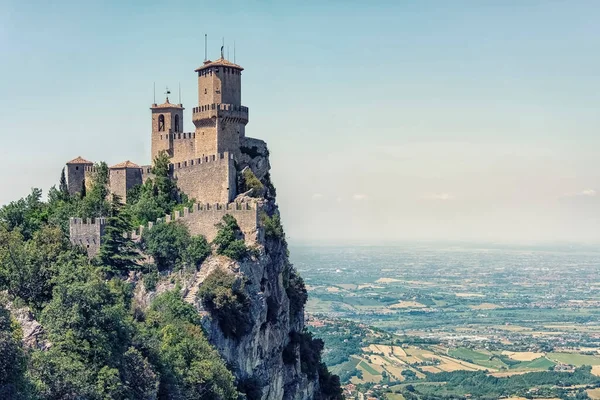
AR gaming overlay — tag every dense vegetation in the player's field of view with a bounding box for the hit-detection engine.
[197,269,251,339]
[0,155,239,399]
[0,152,342,399]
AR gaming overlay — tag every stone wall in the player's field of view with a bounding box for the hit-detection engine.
[130,202,260,243]
[170,132,196,163]
[70,203,260,257]
[171,152,236,204]
[69,217,106,257]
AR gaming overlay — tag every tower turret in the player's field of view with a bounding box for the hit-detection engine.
[150,98,184,161]
[192,57,249,157]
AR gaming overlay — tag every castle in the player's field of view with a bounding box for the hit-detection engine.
[69,53,266,255]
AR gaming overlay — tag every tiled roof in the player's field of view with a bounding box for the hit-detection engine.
[195,57,243,72]
[109,160,140,169]
[67,156,93,165]
[151,99,183,109]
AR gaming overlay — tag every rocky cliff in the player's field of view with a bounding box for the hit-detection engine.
[132,138,339,400]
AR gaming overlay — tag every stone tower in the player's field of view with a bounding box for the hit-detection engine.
[192,56,249,157]
[66,156,93,196]
[150,98,184,161]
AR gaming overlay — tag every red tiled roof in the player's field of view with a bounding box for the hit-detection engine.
[195,57,243,72]
[109,160,140,169]
[67,156,93,165]
[151,98,183,109]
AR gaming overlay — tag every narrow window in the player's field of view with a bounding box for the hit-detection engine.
[174,114,180,132]
[158,114,165,132]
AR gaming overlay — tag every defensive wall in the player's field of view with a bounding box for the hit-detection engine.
[69,202,260,257]
[69,217,106,257]
[170,152,236,204]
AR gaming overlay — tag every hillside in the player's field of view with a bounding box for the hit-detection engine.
[0,144,342,399]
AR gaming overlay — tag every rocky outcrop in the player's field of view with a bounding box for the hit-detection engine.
[133,139,336,400]
[6,303,49,350]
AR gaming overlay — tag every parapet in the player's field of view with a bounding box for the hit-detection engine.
[129,202,260,243]
[69,217,106,257]
[169,152,234,172]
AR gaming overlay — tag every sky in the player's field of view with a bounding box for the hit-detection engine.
[1,0,599,244]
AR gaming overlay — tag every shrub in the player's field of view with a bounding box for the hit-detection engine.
[285,331,324,379]
[140,222,210,271]
[241,168,264,197]
[143,270,159,292]
[260,212,285,241]
[286,268,308,319]
[213,215,248,261]
[197,269,251,339]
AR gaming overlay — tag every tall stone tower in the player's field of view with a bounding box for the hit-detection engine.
[150,98,184,161]
[192,56,249,157]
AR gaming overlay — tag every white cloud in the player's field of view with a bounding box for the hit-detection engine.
[424,193,454,201]
[311,193,324,200]
[581,189,596,197]
[352,194,368,201]
[563,189,596,197]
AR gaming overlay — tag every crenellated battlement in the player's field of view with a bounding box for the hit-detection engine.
[169,152,233,171]
[128,202,259,242]
[69,203,260,258]
[69,217,106,257]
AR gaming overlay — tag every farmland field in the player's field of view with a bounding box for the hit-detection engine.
[295,244,600,399]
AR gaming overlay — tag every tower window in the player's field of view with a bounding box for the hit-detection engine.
[158,114,165,132]
[174,115,180,132]
[204,88,207,94]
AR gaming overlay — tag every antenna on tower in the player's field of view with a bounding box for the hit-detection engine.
[221,37,224,59]
[178,83,181,104]
[165,86,170,102]
[227,46,230,60]
[204,34,207,61]
[234,41,236,63]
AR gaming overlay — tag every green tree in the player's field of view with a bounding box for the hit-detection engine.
[79,162,110,218]
[140,222,210,271]
[213,215,247,261]
[96,195,140,275]
[0,304,29,399]
[136,291,237,399]
[197,269,251,339]
[59,168,69,200]
[0,188,47,240]
[0,225,78,310]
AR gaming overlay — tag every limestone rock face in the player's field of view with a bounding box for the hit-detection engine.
[7,304,49,350]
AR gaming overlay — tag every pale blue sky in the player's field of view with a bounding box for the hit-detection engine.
[1,1,599,243]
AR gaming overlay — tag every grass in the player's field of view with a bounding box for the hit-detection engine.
[358,360,381,375]
[548,352,600,366]
[449,347,508,370]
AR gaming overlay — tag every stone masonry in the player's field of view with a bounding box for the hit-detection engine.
[68,55,260,255]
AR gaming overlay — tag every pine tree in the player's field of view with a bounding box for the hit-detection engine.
[96,194,140,275]
[59,168,69,200]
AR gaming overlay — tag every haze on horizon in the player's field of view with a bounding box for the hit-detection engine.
[1,0,599,244]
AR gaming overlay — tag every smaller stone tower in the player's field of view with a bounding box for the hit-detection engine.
[109,161,142,203]
[150,98,184,161]
[66,156,93,196]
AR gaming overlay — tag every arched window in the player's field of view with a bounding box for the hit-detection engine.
[158,114,165,132]
[174,115,180,132]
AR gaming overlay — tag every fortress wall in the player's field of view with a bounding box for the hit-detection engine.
[131,202,260,244]
[69,217,105,257]
[170,133,196,163]
[140,165,154,184]
[171,152,236,204]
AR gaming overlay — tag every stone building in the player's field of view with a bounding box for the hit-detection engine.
[68,54,262,254]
